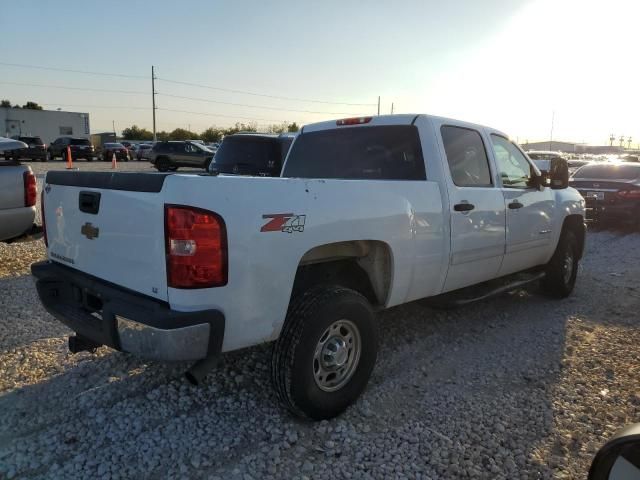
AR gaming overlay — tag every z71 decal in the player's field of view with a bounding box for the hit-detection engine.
[261,213,306,233]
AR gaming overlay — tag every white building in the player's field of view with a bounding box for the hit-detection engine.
[0,107,90,144]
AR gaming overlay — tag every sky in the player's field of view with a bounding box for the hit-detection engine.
[1,0,638,145]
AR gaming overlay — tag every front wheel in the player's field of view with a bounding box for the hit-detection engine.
[271,285,378,420]
[540,230,579,298]
[46,151,53,162]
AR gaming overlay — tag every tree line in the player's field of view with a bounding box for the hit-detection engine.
[1,99,43,110]
[121,122,299,142]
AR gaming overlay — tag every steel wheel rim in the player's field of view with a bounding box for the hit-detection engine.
[313,319,361,392]
[563,249,574,284]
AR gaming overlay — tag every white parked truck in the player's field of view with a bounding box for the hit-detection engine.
[32,114,586,419]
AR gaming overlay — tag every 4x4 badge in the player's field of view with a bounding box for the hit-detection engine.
[261,213,306,233]
[81,222,100,240]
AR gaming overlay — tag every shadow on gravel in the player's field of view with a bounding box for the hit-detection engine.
[0,250,622,478]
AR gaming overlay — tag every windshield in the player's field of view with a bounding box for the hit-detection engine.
[214,136,279,169]
[104,143,124,148]
[283,125,426,180]
[70,138,90,146]
[572,164,640,180]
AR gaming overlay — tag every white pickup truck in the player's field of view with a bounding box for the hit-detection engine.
[32,114,585,419]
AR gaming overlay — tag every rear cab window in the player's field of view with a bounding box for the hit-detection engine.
[573,165,640,180]
[70,138,90,146]
[440,126,492,187]
[283,125,426,180]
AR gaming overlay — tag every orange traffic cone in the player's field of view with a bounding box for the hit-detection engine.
[111,152,117,170]
[65,146,73,169]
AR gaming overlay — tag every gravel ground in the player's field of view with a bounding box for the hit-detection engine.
[1,163,639,479]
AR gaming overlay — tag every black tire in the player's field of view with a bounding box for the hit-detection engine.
[155,157,170,172]
[61,151,67,163]
[271,285,378,420]
[204,158,212,171]
[540,230,579,298]
[46,151,53,162]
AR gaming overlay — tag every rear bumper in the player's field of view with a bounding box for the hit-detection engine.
[31,261,225,362]
[585,200,639,223]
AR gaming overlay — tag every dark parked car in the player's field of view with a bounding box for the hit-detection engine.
[5,136,46,161]
[570,163,640,225]
[47,137,95,162]
[102,143,129,162]
[210,133,295,176]
[149,141,214,172]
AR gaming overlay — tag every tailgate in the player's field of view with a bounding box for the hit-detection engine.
[43,171,171,302]
[0,163,28,209]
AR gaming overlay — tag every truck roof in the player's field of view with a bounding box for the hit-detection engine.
[301,114,509,138]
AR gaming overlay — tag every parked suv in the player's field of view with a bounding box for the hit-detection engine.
[5,136,46,161]
[149,141,214,171]
[47,137,95,162]
[210,133,295,176]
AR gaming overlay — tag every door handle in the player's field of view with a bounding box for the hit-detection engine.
[454,203,475,212]
[508,201,524,210]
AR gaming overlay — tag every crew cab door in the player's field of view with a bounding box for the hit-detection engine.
[438,125,506,292]
[489,134,554,275]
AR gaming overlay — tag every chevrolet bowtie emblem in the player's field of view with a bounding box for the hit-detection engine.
[81,222,100,240]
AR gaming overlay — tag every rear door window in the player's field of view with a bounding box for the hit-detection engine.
[283,125,426,180]
[441,126,492,187]
[70,138,90,146]
[215,137,280,169]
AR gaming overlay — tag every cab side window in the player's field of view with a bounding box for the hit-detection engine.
[491,135,534,188]
[441,126,492,187]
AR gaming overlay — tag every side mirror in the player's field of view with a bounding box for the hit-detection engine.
[589,424,640,480]
[549,157,569,189]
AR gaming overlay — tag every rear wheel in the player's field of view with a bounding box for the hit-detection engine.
[46,151,53,162]
[271,285,378,420]
[155,157,170,172]
[541,230,578,298]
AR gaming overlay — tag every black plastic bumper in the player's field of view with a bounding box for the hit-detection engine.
[31,261,225,361]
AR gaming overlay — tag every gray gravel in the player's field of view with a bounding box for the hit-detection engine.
[1,161,639,479]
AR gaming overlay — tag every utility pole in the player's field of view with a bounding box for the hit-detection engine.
[390,102,394,114]
[112,120,116,139]
[152,65,157,141]
[610,133,615,146]
[377,96,380,116]
[548,110,555,151]
[619,135,625,148]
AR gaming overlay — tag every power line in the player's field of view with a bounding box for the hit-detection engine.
[0,81,146,95]
[43,103,150,110]
[0,61,376,107]
[156,77,377,106]
[0,62,147,79]
[157,92,364,115]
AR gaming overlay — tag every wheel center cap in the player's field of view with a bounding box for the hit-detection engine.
[323,337,348,368]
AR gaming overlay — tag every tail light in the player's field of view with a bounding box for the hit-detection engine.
[616,189,640,199]
[165,205,227,288]
[41,190,48,247]
[337,116,372,126]
[23,170,37,207]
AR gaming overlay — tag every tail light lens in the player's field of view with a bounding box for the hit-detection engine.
[165,205,227,288]
[616,189,640,199]
[23,170,37,207]
[41,190,48,247]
